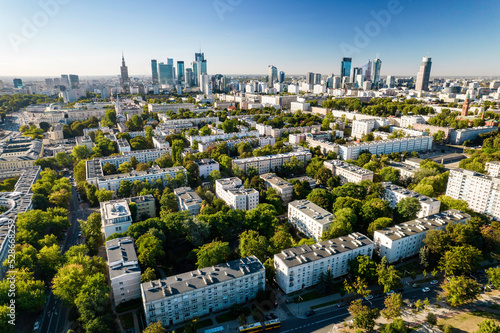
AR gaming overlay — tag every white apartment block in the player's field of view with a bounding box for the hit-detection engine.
[117,139,131,153]
[96,166,187,193]
[174,187,202,215]
[338,136,433,160]
[106,237,141,305]
[374,210,470,263]
[288,200,334,241]
[446,168,500,219]
[75,136,94,150]
[100,199,133,238]
[197,137,275,153]
[289,134,306,145]
[485,161,500,178]
[382,182,441,218]
[307,139,339,156]
[215,177,259,210]
[274,233,373,294]
[232,151,312,175]
[290,102,310,112]
[148,103,196,112]
[153,136,170,150]
[324,160,374,184]
[351,118,390,138]
[449,126,497,145]
[400,115,425,129]
[194,159,220,179]
[141,256,265,327]
[260,173,293,204]
[187,131,260,146]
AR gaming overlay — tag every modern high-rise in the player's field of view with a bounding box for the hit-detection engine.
[279,71,285,83]
[177,61,185,84]
[61,74,69,87]
[185,68,193,86]
[340,58,352,80]
[13,78,23,88]
[194,52,207,87]
[314,73,322,85]
[268,65,277,87]
[307,72,315,85]
[159,62,174,86]
[415,57,432,91]
[69,74,79,89]
[371,58,382,89]
[352,67,363,87]
[361,60,372,81]
[151,60,159,85]
[120,53,129,87]
[387,75,395,88]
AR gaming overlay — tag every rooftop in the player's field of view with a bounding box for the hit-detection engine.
[105,237,140,279]
[382,182,438,204]
[233,150,311,164]
[374,209,470,241]
[194,159,218,167]
[174,187,202,207]
[260,173,293,189]
[102,200,131,224]
[325,160,374,176]
[141,256,264,303]
[289,199,334,225]
[275,233,373,268]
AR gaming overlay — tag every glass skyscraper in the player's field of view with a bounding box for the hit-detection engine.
[268,65,277,87]
[177,61,185,84]
[340,58,352,80]
[159,62,174,86]
[371,59,382,89]
[151,60,159,85]
[416,57,432,91]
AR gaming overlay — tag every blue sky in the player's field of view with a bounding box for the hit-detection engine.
[1,0,499,77]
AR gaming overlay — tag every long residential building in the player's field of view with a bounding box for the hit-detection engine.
[382,182,441,218]
[374,210,470,263]
[445,168,500,219]
[274,233,373,294]
[106,237,141,306]
[148,103,196,113]
[260,173,293,204]
[141,256,265,327]
[0,138,43,170]
[288,200,334,241]
[197,137,275,153]
[187,130,260,146]
[174,187,202,215]
[256,124,321,138]
[324,160,374,184]
[351,118,390,138]
[215,177,259,210]
[449,126,497,145]
[338,136,433,160]
[232,151,312,175]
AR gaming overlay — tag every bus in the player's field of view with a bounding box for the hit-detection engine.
[204,326,225,333]
[238,319,281,332]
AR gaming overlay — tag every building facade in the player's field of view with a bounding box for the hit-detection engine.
[338,136,433,160]
[194,159,220,179]
[174,187,202,215]
[215,177,259,210]
[288,200,334,241]
[324,160,374,184]
[382,182,441,218]
[260,173,293,204]
[232,151,312,175]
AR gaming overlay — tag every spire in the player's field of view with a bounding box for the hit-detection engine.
[121,52,125,66]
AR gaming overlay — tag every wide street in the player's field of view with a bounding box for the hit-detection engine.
[38,184,94,333]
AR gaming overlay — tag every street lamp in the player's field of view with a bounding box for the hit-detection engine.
[298,295,303,316]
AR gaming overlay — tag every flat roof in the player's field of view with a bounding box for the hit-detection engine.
[260,173,293,189]
[141,256,264,303]
[102,200,131,224]
[325,160,374,176]
[105,237,140,279]
[233,150,311,164]
[275,233,373,268]
[174,187,202,207]
[289,199,334,225]
[382,182,438,204]
[374,209,470,241]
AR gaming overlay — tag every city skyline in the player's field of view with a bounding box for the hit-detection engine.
[1,0,499,77]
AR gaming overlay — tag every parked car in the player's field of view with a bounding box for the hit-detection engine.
[386,290,395,296]
[33,321,40,331]
[422,287,431,293]
[430,280,439,285]
[305,310,315,317]
[412,283,420,288]
[364,295,374,300]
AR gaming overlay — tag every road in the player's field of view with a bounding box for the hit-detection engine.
[38,185,93,333]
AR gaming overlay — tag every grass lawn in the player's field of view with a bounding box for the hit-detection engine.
[119,312,134,330]
[438,311,500,332]
[215,306,251,323]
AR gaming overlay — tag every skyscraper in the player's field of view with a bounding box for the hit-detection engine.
[158,62,174,86]
[387,75,395,88]
[279,71,285,83]
[307,72,315,85]
[151,60,159,85]
[340,58,352,80]
[120,53,129,87]
[177,61,185,84]
[61,75,70,87]
[268,66,277,87]
[13,78,23,88]
[185,68,193,87]
[352,67,363,87]
[314,73,322,85]
[194,52,207,88]
[361,60,372,81]
[371,59,382,89]
[69,74,79,89]
[415,57,432,91]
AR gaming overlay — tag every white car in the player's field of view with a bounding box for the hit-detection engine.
[422,287,431,293]
[386,290,395,295]
[364,295,374,300]
[430,280,439,285]
[33,321,40,331]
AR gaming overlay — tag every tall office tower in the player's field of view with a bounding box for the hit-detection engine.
[326,75,334,88]
[340,58,352,80]
[193,52,207,88]
[371,59,382,89]
[279,71,285,83]
[387,76,395,88]
[158,62,174,86]
[61,75,70,87]
[53,78,61,86]
[333,76,341,89]
[120,53,129,87]
[352,67,363,87]
[314,73,322,85]
[69,74,79,89]
[177,61,185,84]
[45,78,54,89]
[307,72,315,85]
[361,60,372,81]
[151,60,159,85]
[221,76,227,91]
[415,57,432,91]
[356,74,365,89]
[268,65,277,87]
[185,68,193,87]
[13,78,23,88]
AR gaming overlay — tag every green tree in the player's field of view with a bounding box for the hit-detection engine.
[195,241,230,268]
[476,319,500,333]
[486,267,500,289]
[419,246,429,268]
[395,197,421,222]
[136,234,165,268]
[361,198,391,224]
[268,229,294,254]
[37,244,63,279]
[52,263,88,305]
[380,318,409,333]
[438,245,482,276]
[442,275,481,307]
[95,188,113,202]
[306,188,334,211]
[141,267,157,283]
[239,230,269,262]
[379,167,401,183]
[102,162,117,175]
[348,299,380,331]
[381,293,403,319]
[143,321,166,333]
[368,217,393,237]
[349,255,377,282]
[377,257,402,293]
